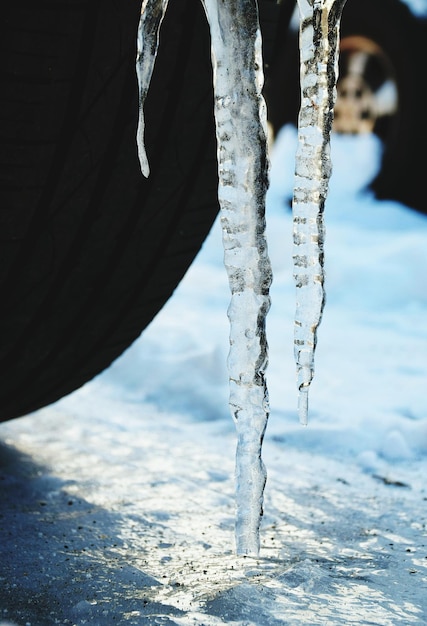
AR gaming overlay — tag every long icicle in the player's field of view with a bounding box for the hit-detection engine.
[200,0,272,556]
[136,0,169,178]
[293,0,347,425]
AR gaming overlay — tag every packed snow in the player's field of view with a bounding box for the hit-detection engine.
[1,127,427,624]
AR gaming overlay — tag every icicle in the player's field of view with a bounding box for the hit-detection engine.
[136,0,169,178]
[200,0,272,556]
[293,0,347,425]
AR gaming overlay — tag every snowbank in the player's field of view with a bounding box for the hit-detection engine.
[1,128,426,624]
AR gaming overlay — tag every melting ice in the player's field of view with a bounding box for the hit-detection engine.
[293,0,347,425]
[136,0,169,178]
[200,0,272,556]
[136,0,346,554]
[136,0,271,556]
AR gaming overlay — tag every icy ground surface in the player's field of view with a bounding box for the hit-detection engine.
[1,128,427,625]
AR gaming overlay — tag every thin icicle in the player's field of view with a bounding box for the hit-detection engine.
[200,0,272,556]
[293,0,347,425]
[136,0,169,178]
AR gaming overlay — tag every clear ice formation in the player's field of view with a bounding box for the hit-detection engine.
[200,0,272,556]
[136,0,169,178]
[293,0,347,425]
[136,0,271,556]
[136,0,346,554]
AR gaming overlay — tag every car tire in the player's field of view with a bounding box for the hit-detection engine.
[0,0,285,422]
[0,0,220,421]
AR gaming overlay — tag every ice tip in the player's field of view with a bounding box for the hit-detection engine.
[137,143,150,178]
[298,385,309,426]
[136,118,150,178]
[236,530,261,557]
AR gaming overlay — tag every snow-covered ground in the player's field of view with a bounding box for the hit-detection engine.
[1,127,426,625]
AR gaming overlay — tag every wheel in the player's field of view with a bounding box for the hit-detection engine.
[333,36,398,137]
[264,0,427,214]
[0,0,219,421]
[0,0,282,422]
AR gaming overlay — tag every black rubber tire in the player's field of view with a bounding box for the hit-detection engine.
[264,0,427,214]
[0,0,283,422]
[0,0,221,421]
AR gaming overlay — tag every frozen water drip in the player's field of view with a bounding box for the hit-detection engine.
[136,0,348,554]
[200,0,272,556]
[293,0,347,425]
[136,0,169,178]
[136,0,271,557]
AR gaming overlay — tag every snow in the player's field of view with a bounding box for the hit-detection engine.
[402,0,427,16]
[1,126,427,624]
